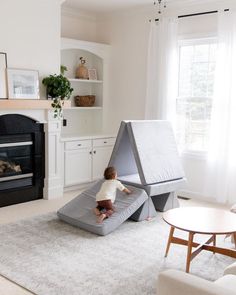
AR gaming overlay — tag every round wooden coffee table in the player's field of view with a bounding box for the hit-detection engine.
[163,207,236,273]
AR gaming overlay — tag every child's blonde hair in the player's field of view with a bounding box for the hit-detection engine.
[104,166,116,180]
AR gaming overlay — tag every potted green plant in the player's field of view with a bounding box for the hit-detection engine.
[42,66,73,118]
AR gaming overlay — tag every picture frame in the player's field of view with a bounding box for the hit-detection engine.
[88,68,97,80]
[0,52,8,99]
[7,68,39,99]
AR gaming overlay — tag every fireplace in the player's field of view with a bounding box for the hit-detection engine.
[0,114,45,207]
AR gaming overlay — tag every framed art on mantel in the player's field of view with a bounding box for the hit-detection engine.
[7,68,39,99]
[0,52,8,99]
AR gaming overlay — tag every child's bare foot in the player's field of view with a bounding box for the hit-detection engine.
[93,208,100,216]
[97,213,106,223]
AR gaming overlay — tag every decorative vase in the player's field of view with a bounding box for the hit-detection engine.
[76,57,88,79]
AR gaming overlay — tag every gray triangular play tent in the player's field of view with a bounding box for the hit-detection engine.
[58,120,186,235]
[109,120,185,185]
[109,120,186,220]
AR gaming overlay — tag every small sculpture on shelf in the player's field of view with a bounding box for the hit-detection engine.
[76,57,89,79]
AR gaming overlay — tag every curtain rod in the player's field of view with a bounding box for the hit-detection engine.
[178,8,229,19]
[153,8,229,22]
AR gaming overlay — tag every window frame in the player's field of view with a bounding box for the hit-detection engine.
[177,36,218,158]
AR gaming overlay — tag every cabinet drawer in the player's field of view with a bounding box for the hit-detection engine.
[65,140,92,150]
[93,137,116,147]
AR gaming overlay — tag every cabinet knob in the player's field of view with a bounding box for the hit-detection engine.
[93,150,96,154]
[89,151,92,155]
[104,141,107,144]
[77,144,81,146]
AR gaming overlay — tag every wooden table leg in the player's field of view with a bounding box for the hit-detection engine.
[233,233,236,249]
[213,234,216,254]
[186,232,194,273]
[165,226,175,257]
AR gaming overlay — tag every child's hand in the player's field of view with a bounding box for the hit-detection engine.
[123,188,132,194]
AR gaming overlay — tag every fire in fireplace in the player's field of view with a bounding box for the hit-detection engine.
[0,159,22,175]
[0,114,45,207]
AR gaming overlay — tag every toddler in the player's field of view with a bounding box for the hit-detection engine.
[94,166,131,223]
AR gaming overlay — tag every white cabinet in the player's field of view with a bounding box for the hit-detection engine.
[92,138,115,180]
[64,140,92,186]
[64,137,115,187]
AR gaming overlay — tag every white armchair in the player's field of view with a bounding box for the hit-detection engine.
[157,268,236,295]
[224,261,236,276]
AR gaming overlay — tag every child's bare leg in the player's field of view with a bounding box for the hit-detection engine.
[97,213,106,223]
[96,200,113,223]
[93,207,100,216]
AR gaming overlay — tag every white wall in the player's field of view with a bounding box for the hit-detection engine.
[96,12,150,133]
[60,0,236,202]
[0,0,65,199]
[61,7,98,42]
[95,0,236,202]
[96,2,233,133]
[96,7,218,134]
[0,0,62,97]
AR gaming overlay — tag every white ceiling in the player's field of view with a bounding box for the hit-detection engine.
[62,0,220,14]
[62,0,156,13]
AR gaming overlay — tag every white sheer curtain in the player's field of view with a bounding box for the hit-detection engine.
[145,17,179,123]
[205,11,236,204]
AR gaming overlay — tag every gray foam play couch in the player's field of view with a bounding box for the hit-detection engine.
[58,120,186,235]
[109,120,186,213]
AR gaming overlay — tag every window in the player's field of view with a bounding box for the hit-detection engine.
[176,39,217,153]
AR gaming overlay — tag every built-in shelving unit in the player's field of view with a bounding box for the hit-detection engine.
[61,38,110,136]
[60,39,113,188]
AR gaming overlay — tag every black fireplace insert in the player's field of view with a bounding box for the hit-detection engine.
[0,114,45,207]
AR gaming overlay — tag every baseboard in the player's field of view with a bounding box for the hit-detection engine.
[64,181,95,193]
[177,189,216,203]
[177,195,191,200]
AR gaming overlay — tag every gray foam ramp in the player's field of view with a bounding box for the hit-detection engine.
[57,180,148,236]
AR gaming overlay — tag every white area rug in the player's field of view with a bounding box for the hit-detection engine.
[0,213,234,295]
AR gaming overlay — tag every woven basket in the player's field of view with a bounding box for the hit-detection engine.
[74,95,95,107]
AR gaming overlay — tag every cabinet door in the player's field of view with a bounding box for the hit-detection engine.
[64,148,92,186]
[92,146,113,180]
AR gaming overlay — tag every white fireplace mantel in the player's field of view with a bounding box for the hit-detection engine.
[0,107,64,200]
[0,99,71,110]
